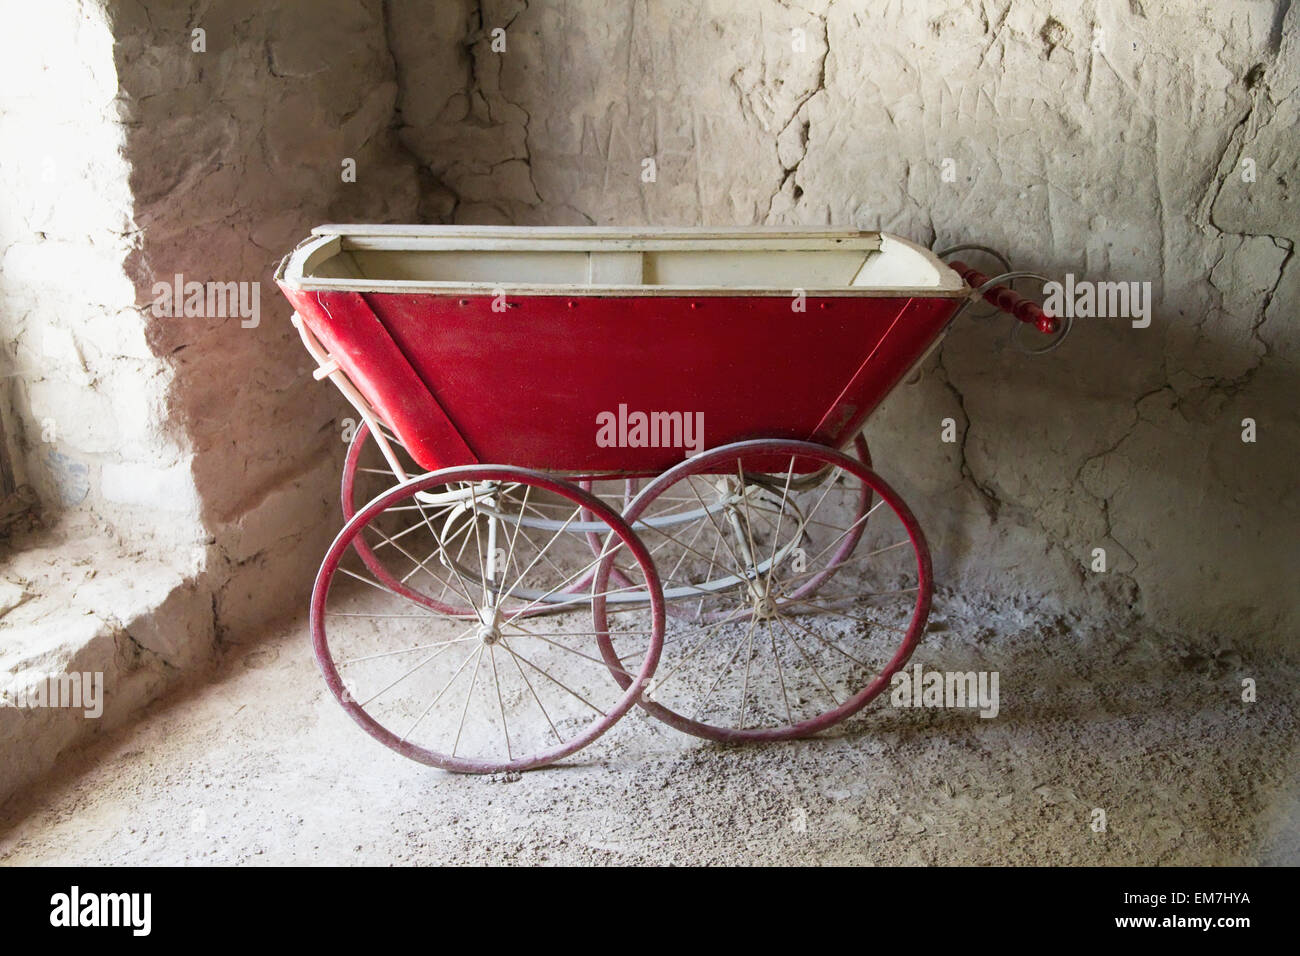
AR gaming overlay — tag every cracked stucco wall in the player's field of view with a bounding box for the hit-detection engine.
[386,0,1298,643]
[1,0,417,805]
[110,0,418,637]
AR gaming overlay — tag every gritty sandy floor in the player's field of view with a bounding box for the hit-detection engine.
[1,591,1297,866]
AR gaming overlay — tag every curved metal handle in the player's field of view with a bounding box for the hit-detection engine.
[934,244,1012,275]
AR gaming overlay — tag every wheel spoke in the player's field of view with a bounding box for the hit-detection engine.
[764,457,798,583]
[777,598,911,633]
[451,646,486,757]
[506,644,563,744]
[337,629,478,665]
[640,511,740,579]
[488,644,512,760]
[802,500,890,570]
[637,603,750,694]
[779,608,871,667]
[367,507,480,611]
[366,639,473,710]
[506,622,643,681]
[775,539,911,591]
[737,612,758,729]
[498,639,605,716]
[684,476,755,586]
[736,460,761,581]
[499,540,627,625]
[395,511,474,586]
[798,464,849,532]
[411,496,483,612]
[659,511,710,588]
[495,505,584,610]
[769,620,795,725]
[775,615,841,709]
[465,483,491,608]
[694,613,758,722]
[336,566,462,617]
[400,644,481,741]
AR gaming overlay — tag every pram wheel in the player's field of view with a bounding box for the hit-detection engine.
[594,439,930,742]
[313,465,664,772]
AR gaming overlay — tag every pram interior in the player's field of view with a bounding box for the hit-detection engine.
[286,225,964,295]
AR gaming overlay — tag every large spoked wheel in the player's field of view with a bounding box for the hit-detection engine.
[314,465,664,773]
[594,439,931,743]
[342,421,635,616]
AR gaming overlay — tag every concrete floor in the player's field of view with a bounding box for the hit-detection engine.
[2,593,1297,865]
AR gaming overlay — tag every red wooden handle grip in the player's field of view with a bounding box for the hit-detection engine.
[950,260,1060,334]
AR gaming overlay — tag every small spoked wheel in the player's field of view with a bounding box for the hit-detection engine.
[313,465,664,773]
[594,439,931,743]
